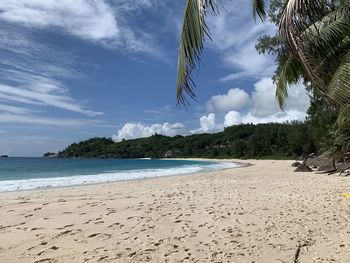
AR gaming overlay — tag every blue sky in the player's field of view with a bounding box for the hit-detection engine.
[0,0,310,157]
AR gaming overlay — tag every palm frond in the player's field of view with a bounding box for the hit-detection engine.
[177,0,218,106]
[328,50,350,105]
[177,0,268,106]
[336,104,350,132]
[334,103,350,152]
[252,0,267,21]
[275,55,304,109]
[301,15,350,89]
[278,0,350,102]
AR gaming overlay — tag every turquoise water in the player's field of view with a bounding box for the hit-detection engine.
[0,158,239,192]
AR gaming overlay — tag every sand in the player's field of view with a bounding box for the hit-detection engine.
[0,159,349,263]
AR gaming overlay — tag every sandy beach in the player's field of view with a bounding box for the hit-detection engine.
[0,159,349,263]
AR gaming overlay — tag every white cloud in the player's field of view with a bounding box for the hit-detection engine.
[247,78,309,120]
[0,1,118,41]
[242,110,308,124]
[0,81,103,117]
[207,1,276,82]
[0,104,34,114]
[111,78,311,141]
[191,113,222,134]
[113,122,185,142]
[0,112,102,127]
[206,88,250,112]
[0,0,163,57]
[224,111,241,127]
[218,42,275,81]
[0,22,104,123]
[209,78,310,128]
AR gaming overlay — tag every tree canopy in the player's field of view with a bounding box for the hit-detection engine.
[58,122,316,160]
[177,0,350,154]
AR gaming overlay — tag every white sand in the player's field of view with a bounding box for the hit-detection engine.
[0,159,349,263]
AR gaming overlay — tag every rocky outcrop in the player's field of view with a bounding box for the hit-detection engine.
[294,152,350,176]
[294,163,312,172]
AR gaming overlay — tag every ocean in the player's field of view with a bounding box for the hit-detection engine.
[0,158,239,192]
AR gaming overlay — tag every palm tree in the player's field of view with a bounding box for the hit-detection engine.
[177,0,350,152]
[176,0,267,106]
[177,0,350,108]
[276,1,350,108]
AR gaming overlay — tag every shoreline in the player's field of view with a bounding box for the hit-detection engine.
[1,159,349,262]
[0,158,247,194]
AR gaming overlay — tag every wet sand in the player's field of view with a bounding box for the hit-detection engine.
[0,159,349,262]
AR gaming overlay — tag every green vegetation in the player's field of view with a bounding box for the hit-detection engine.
[59,122,317,159]
[177,0,350,154]
[60,1,349,159]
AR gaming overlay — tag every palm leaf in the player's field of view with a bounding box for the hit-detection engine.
[177,0,267,106]
[278,0,349,102]
[177,0,218,106]
[275,55,304,109]
[336,104,350,132]
[328,50,350,105]
[252,0,267,21]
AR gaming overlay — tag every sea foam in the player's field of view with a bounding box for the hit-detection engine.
[0,162,239,192]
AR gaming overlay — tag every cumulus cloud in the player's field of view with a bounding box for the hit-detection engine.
[241,110,308,124]
[112,78,311,141]
[247,78,310,120]
[206,88,250,112]
[214,78,310,127]
[113,122,185,142]
[191,113,222,134]
[224,111,242,127]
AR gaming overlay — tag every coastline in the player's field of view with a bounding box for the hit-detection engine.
[0,158,242,193]
[0,159,349,262]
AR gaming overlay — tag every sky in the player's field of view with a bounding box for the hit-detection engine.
[0,0,310,157]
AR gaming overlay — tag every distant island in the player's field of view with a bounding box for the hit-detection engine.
[42,152,58,158]
[58,122,317,160]
[0,155,8,158]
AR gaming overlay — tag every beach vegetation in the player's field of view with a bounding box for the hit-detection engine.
[59,122,315,160]
[177,0,350,154]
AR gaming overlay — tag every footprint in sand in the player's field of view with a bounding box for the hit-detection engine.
[33,258,56,263]
[107,222,120,228]
[106,210,116,216]
[52,230,72,239]
[83,219,92,225]
[56,224,73,230]
[37,246,59,256]
[0,225,11,230]
[87,233,112,240]
[30,227,44,231]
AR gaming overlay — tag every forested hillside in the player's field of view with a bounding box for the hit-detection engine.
[58,122,316,159]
